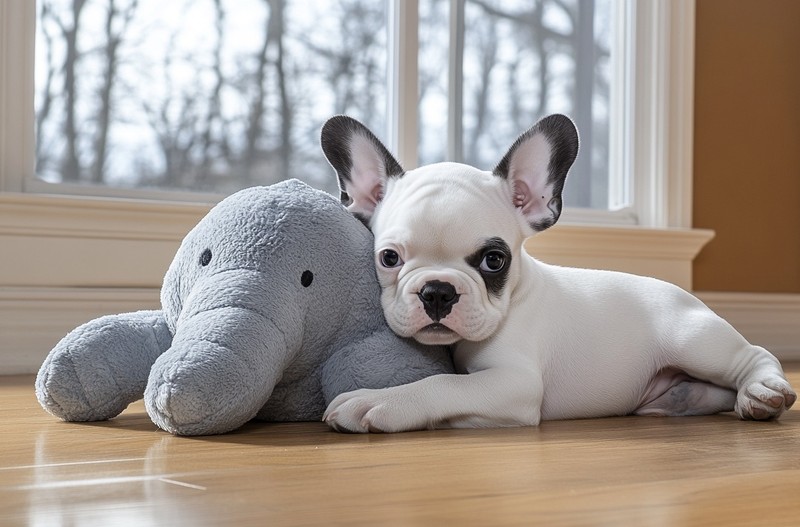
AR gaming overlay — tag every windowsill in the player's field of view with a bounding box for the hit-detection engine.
[0,192,209,288]
[527,223,714,290]
[1,191,714,290]
[0,191,211,240]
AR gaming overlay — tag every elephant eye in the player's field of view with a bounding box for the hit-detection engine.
[199,249,212,267]
[301,270,314,287]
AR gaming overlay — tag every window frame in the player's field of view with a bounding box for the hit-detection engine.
[0,0,33,195]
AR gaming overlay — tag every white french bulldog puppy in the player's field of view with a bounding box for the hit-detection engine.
[319,114,796,433]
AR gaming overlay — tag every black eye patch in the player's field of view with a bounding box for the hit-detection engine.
[465,237,511,298]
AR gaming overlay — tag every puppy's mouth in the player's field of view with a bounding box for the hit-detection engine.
[415,323,461,345]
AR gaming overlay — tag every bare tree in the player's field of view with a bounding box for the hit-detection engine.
[470,0,555,120]
[299,1,385,123]
[242,0,275,183]
[505,57,524,135]
[36,1,58,173]
[463,0,611,207]
[52,0,88,182]
[464,19,498,167]
[143,40,201,188]
[197,0,230,187]
[91,0,139,184]
[267,0,292,182]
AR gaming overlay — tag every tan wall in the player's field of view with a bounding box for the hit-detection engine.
[693,0,800,293]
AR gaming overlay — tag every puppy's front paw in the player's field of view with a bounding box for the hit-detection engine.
[736,376,796,420]
[323,388,425,433]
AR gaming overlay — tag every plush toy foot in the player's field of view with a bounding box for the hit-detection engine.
[36,311,172,422]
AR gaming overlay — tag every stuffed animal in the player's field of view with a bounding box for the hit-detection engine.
[36,179,454,435]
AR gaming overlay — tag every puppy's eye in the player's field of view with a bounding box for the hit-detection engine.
[199,248,212,266]
[480,251,506,273]
[379,249,403,268]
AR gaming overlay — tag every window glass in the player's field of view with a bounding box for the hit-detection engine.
[419,0,612,209]
[35,0,388,196]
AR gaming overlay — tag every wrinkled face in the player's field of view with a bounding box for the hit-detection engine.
[371,164,529,345]
[321,113,579,346]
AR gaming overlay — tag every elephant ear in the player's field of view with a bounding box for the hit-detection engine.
[320,115,404,223]
[493,114,579,232]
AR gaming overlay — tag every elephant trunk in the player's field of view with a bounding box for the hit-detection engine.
[146,272,300,435]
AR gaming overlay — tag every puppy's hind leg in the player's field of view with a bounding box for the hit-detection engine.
[635,369,736,417]
[665,306,796,420]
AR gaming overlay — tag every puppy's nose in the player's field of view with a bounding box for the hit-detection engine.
[418,281,460,322]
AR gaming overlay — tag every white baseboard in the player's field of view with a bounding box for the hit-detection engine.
[0,286,160,375]
[697,292,800,363]
[2,287,797,376]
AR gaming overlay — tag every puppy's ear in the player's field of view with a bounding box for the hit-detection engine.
[494,114,579,232]
[321,115,404,221]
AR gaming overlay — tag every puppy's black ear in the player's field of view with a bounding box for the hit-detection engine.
[320,116,404,222]
[494,114,579,232]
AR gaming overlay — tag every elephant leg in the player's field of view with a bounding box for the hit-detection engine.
[36,311,172,422]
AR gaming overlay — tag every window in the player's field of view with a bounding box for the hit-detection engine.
[3,0,696,227]
[34,0,389,198]
[33,0,614,205]
[33,0,612,212]
[419,0,612,210]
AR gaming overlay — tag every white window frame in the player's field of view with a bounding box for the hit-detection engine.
[0,0,712,375]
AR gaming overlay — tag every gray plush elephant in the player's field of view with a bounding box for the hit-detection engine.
[36,179,454,435]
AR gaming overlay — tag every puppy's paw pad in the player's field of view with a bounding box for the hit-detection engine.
[736,378,796,420]
[748,406,770,420]
[761,378,796,409]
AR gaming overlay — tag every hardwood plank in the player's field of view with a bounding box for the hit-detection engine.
[2,368,799,526]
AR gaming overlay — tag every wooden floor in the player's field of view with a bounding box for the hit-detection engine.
[2,369,800,527]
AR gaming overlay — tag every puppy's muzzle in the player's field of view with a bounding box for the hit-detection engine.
[418,280,460,322]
